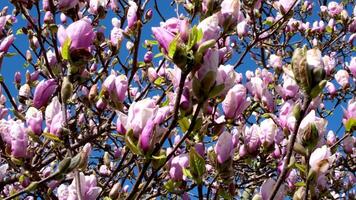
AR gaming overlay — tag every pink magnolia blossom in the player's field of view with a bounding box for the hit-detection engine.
[214,131,234,164]
[57,0,79,11]
[197,14,220,42]
[33,79,57,109]
[58,173,102,200]
[259,118,278,147]
[0,34,14,53]
[169,154,189,181]
[309,145,334,173]
[335,69,349,87]
[343,99,356,126]
[222,84,250,119]
[327,1,343,17]
[261,178,286,200]
[347,57,356,77]
[102,73,128,102]
[127,0,138,30]
[57,19,95,51]
[25,107,43,135]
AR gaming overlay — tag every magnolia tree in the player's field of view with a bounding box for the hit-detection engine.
[0,0,355,199]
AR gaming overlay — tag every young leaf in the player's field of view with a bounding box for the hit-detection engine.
[168,38,178,58]
[178,117,190,132]
[189,148,206,183]
[61,38,71,61]
[125,129,142,155]
[345,118,356,132]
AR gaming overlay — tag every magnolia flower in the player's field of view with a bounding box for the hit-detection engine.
[327,1,343,17]
[50,112,64,136]
[261,178,286,200]
[57,0,79,10]
[0,34,14,53]
[19,84,31,99]
[269,54,283,69]
[10,122,28,158]
[89,0,108,14]
[45,97,61,127]
[222,84,250,119]
[58,173,102,200]
[335,69,349,87]
[259,118,278,147]
[220,0,240,20]
[306,48,324,70]
[326,131,337,146]
[139,119,155,153]
[57,19,95,51]
[348,57,356,77]
[322,55,336,75]
[127,0,138,29]
[214,131,234,164]
[309,145,334,173]
[197,14,220,42]
[216,64,240,95]
[110,17,123,47]
[26,107,43,135]
[33,79,57,109]
[197,48,219,81]
[343,99,356,126]
[298,110,327,145]
[151,27,175,53]
[102,73,128,102]
[169,154,189,181]
[244,125,261,154]
[278,0,300,13]
[237,20,249,38]
[120,99,158,137]
[343,136,354,154]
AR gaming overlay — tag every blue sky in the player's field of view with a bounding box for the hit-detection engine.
[0,0,349,135]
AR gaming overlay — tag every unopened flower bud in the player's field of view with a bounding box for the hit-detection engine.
[61,77,73,103]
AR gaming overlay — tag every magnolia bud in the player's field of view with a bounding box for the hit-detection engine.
[103,152,110,167]
[26,50,32,62]
[14,72,21,85]
[292,47,311,93]
[61,77,73,103]
[144,9,153,21]
[89,84,98,102]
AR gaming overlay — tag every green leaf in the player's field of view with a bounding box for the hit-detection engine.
[154,77,165,85]
[178,117,190,132]
[187,26,198,50]
[164,180,181,192]
[263,20,274,26]
[189,148,206,183]
[67,153,82,172]
[208,84,224,98]
[61,38,71,61]
[168,38,178,58]
[154,52,163,58]
[25,182,39,192]
[16,29,23,35]
[310,80,327,98]
[57,157,71,174]
[182,167,193,179]
[295,181,306,187]
[152,154,167,160]
[5,52,17,57]
[294,163,306,175]
[345,118,356,132]
[43,132,63,143]
[125,130,142,155]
